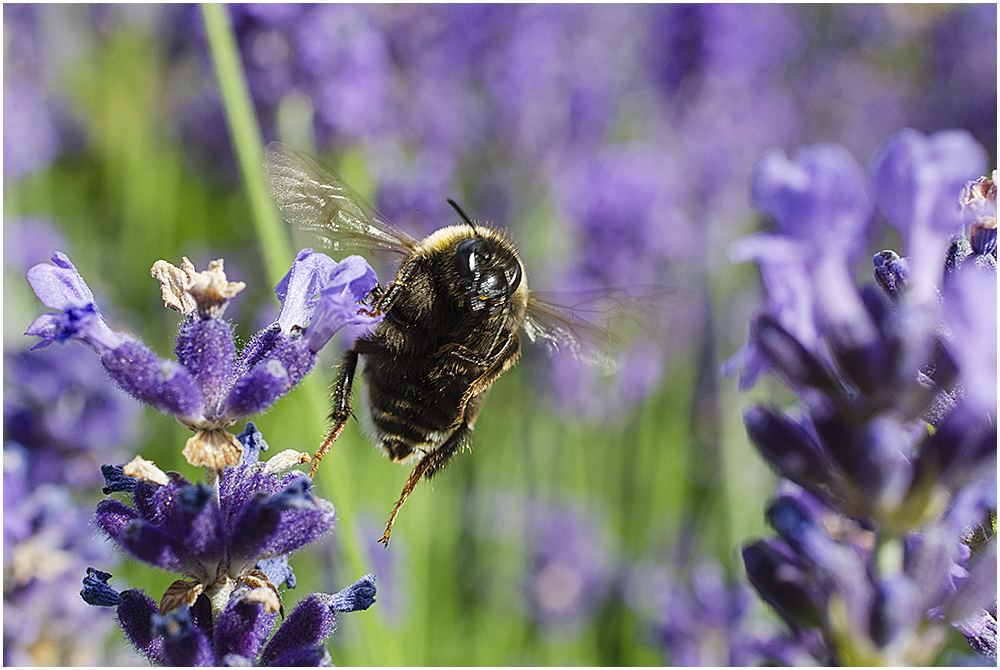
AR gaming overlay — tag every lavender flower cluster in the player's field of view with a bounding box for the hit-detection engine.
[729,128,996,664]
[21,248,383,664]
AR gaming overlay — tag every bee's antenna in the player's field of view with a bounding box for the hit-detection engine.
[447,198,478,234]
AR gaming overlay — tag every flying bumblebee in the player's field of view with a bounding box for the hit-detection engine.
[264,142,635,545]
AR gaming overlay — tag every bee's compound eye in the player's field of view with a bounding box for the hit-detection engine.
[506,260,522,296]
[455,238,478,278]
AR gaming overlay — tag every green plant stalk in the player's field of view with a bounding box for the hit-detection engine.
[199,5,401,664]
[199,3,291,288]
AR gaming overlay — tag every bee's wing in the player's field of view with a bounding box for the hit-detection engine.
[523,287,667,371]
[264,141,418,256]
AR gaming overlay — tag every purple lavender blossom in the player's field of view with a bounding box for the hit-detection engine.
[869,128,988,306]
[731,131,997,663]
[81,566,376,666]
[478,494,620,632]
[3,449,128,665]
[81,423,376,665]
[4,344,140,489]
[524,504,619,631]
[94,423,333,602]
[3,79,62,183]
[743,484,996,665]
[25,249,380,469]
[627,557,822,666]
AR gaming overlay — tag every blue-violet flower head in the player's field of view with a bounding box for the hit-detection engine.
[25,250,380,469]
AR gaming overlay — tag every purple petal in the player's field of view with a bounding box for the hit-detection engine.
[116,519,186,573]
[174,319,236,409]
[256,555,296,589]
[214,591,279,663]
[304,254,381,352]
[25,302,123,354]
[751,144,872,256]
[942,264,997,414]
[327,574,377,613]
[274,248,341,333]
[742,539,823,628]
[237,422,269,466]
[870,128,988,237]
[95,497,141,540]
[101,340,206,420]
[80,567,122,607]
[25,252,95,309]
[222,337,314,419]
[258,593,336,666]
[152,606,215,666]
[115,589,164,664]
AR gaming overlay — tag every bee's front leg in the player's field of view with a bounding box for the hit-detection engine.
[358,256,423,317]
[309,348,359,478]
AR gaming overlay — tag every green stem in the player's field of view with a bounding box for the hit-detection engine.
[199,3,291,288]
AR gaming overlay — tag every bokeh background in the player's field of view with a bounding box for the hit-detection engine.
[4,4,996,665]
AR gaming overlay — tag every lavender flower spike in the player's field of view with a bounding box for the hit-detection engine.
[25,249,381,469]
[82,567,376,666]
[736,132,996,664]
[93,423,328,614]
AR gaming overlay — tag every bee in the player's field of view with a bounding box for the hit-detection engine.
[264,142,634,545]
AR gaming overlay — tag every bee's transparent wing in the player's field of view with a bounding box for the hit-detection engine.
[523,287,668,372]
[264,141,418,256]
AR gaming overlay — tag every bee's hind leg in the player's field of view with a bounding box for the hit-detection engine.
[379,421,470,546]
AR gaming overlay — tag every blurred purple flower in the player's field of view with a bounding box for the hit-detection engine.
[525,504,618,630]
[942,264,997,415]
[3,449,126,665]
[726,143,875,390]
[4,344,140,489]
[743,485,996,664]
[24,249,380,469]
[870,128,988,303]
[476,495,620,632]
[2,5,84,183]
[628,557,822,666]
[732,131,996,663]
[2,218,71,274]
[921,4,998,152]
[3,80,62,183]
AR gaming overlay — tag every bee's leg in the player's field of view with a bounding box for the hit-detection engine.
[379,421,471,546]
[359,256,423,316]
[309,348,359,478]
[449,332,521,427]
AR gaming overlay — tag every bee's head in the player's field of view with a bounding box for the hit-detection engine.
[447,200,524,316]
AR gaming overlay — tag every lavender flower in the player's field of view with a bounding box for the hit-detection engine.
[4,344,140,489]
[627,557,822,666]
[95,424,322,604]
[731,129,996,664]
[81,423,376,665]
[525,504,619,631]
[476,493,619,632]
[81,567,376,666]
[25,249,380,469]
[3,449,127,665]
